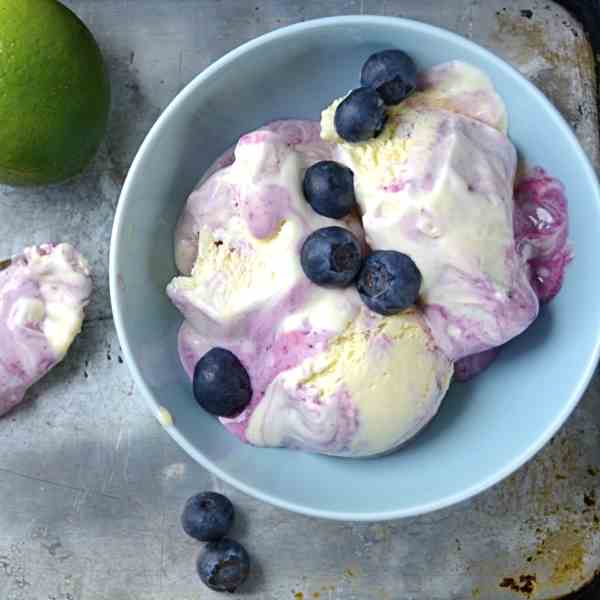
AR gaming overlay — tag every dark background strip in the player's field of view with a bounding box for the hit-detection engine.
[550,4,599,596]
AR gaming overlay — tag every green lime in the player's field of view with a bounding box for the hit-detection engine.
[0,0,110,185]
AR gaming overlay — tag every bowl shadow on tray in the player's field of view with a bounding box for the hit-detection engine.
[395,305,555,458]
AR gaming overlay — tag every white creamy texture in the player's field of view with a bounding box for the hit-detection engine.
[277,286,359,335]
[10,298,46,327]
[11,244,91,357]
[168,221,303,337]
[321,60,508,144]
[167,61,536,456]
[174,124,337,276]
[404,60,509,133]
[320,61,538,360]
[246,308,453,456]
[343,109,517,294]
[168,126,363,339]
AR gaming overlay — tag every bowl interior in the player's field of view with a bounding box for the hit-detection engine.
[110,17,600,520]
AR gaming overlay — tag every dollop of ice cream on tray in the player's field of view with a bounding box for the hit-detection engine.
[0,244,92,416]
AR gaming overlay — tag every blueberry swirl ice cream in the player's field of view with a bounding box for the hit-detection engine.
[0,244,92,416]
[168,119,452,456]
[167,53,570,457]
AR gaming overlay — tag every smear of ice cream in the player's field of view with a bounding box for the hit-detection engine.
[245,308,452,456]
[0,244,92,416]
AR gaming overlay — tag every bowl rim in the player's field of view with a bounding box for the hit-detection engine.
[109,14,600,521]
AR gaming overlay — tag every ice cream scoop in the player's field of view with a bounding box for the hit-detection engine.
[175,290,452,457]
[0,243,92,416]
[244,308,452,456]
[321,61,538,360]
[405,60,508,132]
[168,121,363,339]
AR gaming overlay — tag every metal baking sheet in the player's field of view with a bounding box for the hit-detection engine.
[1,1,599,598]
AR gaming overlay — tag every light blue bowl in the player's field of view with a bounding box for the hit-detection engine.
[110,16,600,521]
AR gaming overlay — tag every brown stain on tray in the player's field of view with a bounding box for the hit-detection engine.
[540,523,586,588]
[490,421,600,597]
[494,10,593,68]
[495,12,563,64]
[492,9,597,130]
[499,574,537,597]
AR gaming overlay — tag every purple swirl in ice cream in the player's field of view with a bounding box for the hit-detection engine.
[0,244,92,416]
[514,167,572,303]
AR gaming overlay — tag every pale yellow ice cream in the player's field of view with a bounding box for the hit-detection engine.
[321,60,508,146]
[320,61,538,360]
[246,308,453,456]
[168,220,305,338]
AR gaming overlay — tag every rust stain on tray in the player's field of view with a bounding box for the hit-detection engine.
[499,574,537,597]
[537,523,586,588]
[497,514,597,596]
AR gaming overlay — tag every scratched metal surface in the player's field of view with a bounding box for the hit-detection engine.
[0,1,599,599]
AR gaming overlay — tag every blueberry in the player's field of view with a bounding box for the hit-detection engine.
[303,161,356,219]
[356,251,422,315]
[301,226,363,287]
[361,49,417,105]
[334,87,387,143]
[193,348,252,417]
[181,492,234,542]
[196,538,250,593]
